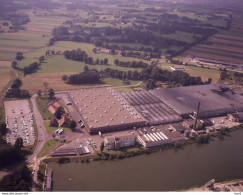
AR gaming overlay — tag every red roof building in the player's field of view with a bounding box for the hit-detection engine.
[59,115,71,127]
[49,118,59,127]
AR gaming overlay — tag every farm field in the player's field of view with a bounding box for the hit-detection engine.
[0,10,68,61]
[21,71,138,94]
[183,19,243,66]
[18,41,150,69]
[160,62,220,83]
[0,61,15,95]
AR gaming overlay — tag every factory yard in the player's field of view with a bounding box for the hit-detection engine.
[4,100,35,145]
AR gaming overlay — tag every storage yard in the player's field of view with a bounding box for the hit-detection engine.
[4,100,35,145]
[67,87,146,133]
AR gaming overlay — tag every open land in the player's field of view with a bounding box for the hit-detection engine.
[0,0,243,192]
[183,19,243,69]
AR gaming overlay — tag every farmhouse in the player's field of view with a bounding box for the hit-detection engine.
[48,102,62,115]
[101,49,110,54]
[59,115,71,127]
[49,118,59,127]
[169,65,185,71]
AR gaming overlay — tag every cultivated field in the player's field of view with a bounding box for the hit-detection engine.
[183,19,243,66]
[0,10,68,61]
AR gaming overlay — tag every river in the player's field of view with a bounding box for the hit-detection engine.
[49,129,243,191]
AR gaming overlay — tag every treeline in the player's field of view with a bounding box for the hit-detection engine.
[0,122,25,168]
[67,68,100,84]
[64,49,108,65]
[5,78,30,98]
[0,165,32,191]
[64,64,205,87]
[23,62,39,75]
[114,59,148,68]
[50,26,188,53]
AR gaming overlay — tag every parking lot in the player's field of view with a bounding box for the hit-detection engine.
[4,100,36,145]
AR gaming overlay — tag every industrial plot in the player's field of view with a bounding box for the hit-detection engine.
[120,90,182,125]
[67,87,146,133]
[153,84,243,118]
[52,83,243,152]
[4,100,35,145]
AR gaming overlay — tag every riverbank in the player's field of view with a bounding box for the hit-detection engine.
[185,179,243,192]
[48,128,243,191]
[42,123,243,165]
[34,124,243,191]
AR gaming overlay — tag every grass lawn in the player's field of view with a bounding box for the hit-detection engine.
[114,87,134,92]
[161,62,220,83]
[126,147,142,153]
[102,149,123,155]
[37,139,59,158]
[43,121,72,134]
[36,97,53,120]
[184,66,220,83]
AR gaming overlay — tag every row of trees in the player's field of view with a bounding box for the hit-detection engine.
[0,133,24,168]
[67,68,100,84]
[64,49,109,65]
[114,59,148,68]
[23,62,39,75]
[0,165,32,191]
[5,78,30,98]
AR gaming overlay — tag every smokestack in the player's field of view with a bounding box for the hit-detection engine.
[193,102,200,130]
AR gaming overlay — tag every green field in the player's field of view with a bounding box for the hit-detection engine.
[36,97,53,120]
[160,63,220,83]
[37,139,59,158]
[43,121,71,134]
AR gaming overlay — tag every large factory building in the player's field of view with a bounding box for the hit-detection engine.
[67,88,146,134]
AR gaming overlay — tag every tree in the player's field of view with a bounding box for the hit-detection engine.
[14,137,23,149]
[38,56,45,64]
[0,165,32,191]
[62,75,68,81]
[84,65,89,72]
[16,52,24,60]
[48,88,55,99]
[43,82,49,96]
[0,123,7,136]
[100,142,105,151]
[104,58,108,65]
[69,120,77,130]
[114,59,119,65]
[11,78,22,89]
[37,90,42,97]
[54,107,63,119]
[21,90,30,98]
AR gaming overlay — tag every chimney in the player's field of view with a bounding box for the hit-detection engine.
[193,102,200,130]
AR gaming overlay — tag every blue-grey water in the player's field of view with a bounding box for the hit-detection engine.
[49,129,243,191]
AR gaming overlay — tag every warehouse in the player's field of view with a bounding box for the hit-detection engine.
[120,90,182,125]
[68,88,146,133]
[137,126,185,148]
[153,84,243,118]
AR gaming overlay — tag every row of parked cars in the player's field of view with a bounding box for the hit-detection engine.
[5,104,35,145]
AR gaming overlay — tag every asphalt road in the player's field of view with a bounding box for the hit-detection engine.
[29,94,52,191]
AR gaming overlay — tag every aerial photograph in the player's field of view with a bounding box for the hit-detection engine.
[0,0,243,193]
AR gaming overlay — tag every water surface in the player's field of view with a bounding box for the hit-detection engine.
[50,129,243,191]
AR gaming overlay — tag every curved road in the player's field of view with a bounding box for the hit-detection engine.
[29,94,51,191]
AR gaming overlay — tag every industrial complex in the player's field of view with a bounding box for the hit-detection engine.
[67,87,146,133]
[4,83,243,153]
